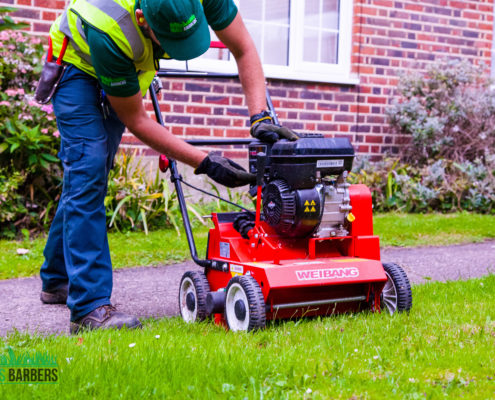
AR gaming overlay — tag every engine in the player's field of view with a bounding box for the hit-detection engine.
[248,134,355,238]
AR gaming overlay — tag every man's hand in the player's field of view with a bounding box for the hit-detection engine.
[195,154,255,188]
[250,110,299,143]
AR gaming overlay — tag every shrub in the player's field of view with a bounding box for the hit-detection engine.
[387,59,495,165]
[0,6,29,32]
[0,26,61,238]
[105,151,208,234]
[350,157,495,214]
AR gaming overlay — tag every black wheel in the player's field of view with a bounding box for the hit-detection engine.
[179,271,210,323]
[224,275,266,331]
[381,262,412,314]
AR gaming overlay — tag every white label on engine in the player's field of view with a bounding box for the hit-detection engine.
[230,264,243,274]
[219,242,230,258]
[296,267,359,281]
[317,159,344,168]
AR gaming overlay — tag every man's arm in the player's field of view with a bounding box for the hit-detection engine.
[107,92,206,168]
[107,92,255,187]
[215,12,267,116]
[215,12,298,143]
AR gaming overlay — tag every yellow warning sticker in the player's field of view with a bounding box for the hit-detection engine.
[310,200,316,205]
[304,207,310,212]
[304,200,309,206]
[310,206,316,212]
[347,212,356,222]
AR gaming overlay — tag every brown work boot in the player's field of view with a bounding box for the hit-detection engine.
[70,305,142,334]
[40,284,68,305]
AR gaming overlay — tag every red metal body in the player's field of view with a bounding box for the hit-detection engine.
[205,184,386,322]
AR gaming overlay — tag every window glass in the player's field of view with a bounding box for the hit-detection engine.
[168,0,355,84]
[241,0,290,66]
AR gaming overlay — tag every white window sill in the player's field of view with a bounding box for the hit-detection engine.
[264,71,360,85]
[159,60,360,86]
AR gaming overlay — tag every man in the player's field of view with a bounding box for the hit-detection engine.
[39,0,297,333]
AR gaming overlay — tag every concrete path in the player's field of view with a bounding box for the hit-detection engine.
[1,241,494,336]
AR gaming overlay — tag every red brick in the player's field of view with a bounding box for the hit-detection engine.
[42,11,55,20]
[226,129,249,137]
[186,106,211,114]
[171,126,183,135]
[159,104,171,113]
[172,82,184,90]
[281,101,305,109]
[367,96,387,104]
[185,127,210,136]
[34,0,57,7]
[231,97,243,106]
[365,135,384,144]
[13,8,39,18]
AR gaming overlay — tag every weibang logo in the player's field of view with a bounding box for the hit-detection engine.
[296,267,359,281]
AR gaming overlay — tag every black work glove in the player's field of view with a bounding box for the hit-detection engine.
[250,110,299,143]
[195,154,256,188]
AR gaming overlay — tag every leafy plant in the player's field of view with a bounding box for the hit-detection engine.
[0,7,29,32]
[105,151,207,234]
[0,168,28,238]
[0,27,61,238]
[350,156,495,213]
[387,59,495,165]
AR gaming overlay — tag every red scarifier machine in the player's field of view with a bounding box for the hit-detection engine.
[152,70,412,332]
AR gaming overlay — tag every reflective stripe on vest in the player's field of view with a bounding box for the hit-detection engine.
[59,10,92,64]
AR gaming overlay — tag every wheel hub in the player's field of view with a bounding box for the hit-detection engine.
[186,292,196,312]
[234,299,246,321]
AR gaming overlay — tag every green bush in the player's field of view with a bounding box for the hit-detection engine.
[368,59,495,214]
[0,26,61,238]
[0,6,29,32]
[387,59,495,165]
[105,151,209,234]
[350,157,495,214]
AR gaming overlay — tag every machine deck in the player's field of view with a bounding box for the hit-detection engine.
[205,208,388,322]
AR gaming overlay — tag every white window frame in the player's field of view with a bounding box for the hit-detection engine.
[160,0,358,84]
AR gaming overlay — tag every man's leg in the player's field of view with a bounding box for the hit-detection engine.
[40,200,68,292]
[45,65,124,321]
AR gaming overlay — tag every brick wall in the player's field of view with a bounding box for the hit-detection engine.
[5,0,495,159]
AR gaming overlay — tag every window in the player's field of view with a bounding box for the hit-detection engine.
[160,0,356,84]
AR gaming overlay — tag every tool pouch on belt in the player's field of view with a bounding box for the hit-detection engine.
[34,36,69,104]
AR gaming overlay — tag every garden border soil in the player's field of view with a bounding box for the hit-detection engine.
[1,240,494,336]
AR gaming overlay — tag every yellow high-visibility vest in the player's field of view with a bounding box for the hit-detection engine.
[50,0,157,96]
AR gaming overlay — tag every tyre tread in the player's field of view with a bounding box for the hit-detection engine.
[179,271,210,321]
[382,262,413,312]
[226,275,266,331]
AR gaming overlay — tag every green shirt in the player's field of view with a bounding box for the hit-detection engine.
[86,0,238,97]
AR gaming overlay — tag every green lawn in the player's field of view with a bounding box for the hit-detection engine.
[1,212,494,280]
[1,275,494,399]
[374,212,495,247]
